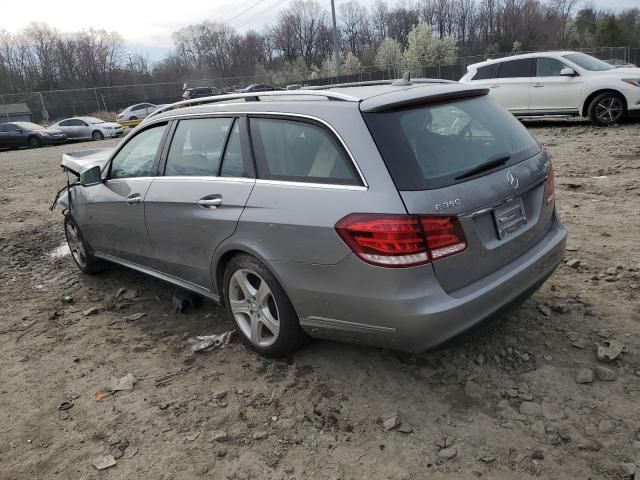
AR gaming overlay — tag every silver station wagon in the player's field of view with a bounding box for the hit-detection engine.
[55,78,567,357]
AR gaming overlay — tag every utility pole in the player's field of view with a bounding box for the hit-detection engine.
[330,0,341,81]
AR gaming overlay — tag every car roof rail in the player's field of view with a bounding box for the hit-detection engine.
[146,90,360,121]
[305,78,456,90]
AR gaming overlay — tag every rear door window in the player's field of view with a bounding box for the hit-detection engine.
[220,120,253,178]
[249,117,360,185]
[363,95,541,190]
[498,59,534,78]
[165,118,233,176]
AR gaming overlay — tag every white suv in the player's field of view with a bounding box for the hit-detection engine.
[460,51,640,126]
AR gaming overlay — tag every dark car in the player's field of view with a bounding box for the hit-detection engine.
[0,122,67,149]
[182,87,223,100]
[237,84,281,93]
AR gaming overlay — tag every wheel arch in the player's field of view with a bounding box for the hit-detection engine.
[582,89,627,117]
[211,244,294,309]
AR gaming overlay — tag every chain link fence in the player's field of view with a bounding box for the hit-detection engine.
[0,46,632,125]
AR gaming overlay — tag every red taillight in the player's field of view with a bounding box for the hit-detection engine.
[545,165,555,204]
[335,214,466,267]
[421,217,467,260]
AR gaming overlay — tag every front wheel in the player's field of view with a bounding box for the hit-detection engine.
[589,93,626,126]
[223,254,306,357]
[28,136,41,148]
[92,130,104,141]
[64,215,108,274]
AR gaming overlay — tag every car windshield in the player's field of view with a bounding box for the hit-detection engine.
[14,122,45,131]
[563,53,614,71]
[83,117,104,124]
[363,95,541,190]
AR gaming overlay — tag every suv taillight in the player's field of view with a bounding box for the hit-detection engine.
[545,165,555,204]
[335,214,466,267]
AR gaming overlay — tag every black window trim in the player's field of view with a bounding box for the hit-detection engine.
[106,120,170,180]
[247,114,365,188]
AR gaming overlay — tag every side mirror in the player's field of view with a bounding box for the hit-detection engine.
[80,165,102,187]
[560,67,576,76]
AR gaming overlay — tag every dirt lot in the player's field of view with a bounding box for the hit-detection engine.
[1,121,639,480]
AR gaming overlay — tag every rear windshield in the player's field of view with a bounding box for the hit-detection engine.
[363,95,540,190]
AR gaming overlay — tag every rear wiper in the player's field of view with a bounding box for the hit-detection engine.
[455,154,511,180]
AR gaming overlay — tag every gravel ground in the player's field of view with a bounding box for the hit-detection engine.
[1,121,639,480]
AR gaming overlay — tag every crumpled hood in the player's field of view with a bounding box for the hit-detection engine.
[60,148,112,175]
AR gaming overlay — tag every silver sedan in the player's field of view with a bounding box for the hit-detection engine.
[50,117,124,141]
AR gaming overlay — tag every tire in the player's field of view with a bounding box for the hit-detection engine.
[92,130,104,141]
[223,254,306,358]
[64,215,108,274]
[28,136,41,148]
[588,92,626,126]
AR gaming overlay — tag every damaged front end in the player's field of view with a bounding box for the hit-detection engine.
[50,148,112,213]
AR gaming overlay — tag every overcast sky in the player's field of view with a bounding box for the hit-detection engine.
[0,0,637,61]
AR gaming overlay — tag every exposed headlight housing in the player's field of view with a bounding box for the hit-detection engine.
[622,78,640,87]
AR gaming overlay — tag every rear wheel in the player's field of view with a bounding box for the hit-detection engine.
[92,130,104,141]
[589,92,626,126]
[28,136,41,148]
[64,215,107,274]
[223,254,306,357]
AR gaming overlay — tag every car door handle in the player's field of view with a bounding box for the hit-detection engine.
[198,195,222,208]
[490,85,501,88]
[532,83,544,88]
[126,194,141,205]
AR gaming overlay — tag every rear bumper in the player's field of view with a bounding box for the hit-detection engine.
[271,214,567,352]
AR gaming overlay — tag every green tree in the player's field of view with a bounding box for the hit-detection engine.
[402,23,457,74]
[375,37,403,74]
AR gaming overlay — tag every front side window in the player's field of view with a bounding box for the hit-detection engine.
[536,58,568,77]
[110,123,167,179]
[165,117,232,176]
[250,117,359,185]
[498,59,534,78]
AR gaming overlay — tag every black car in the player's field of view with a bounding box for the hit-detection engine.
[237,84,281,93]
[182,87,224,100]
[0,122,67,149]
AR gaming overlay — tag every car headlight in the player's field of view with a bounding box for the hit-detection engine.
[622,79,640,87]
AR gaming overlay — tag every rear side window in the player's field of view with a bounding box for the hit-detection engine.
[498,59,533,78]
[249,117,360,185]
[165,118,232,176]
[363,95,541,190]
[536,57,567,77]
[473,64,498,80]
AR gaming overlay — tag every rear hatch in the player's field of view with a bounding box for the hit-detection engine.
[362,91,555,293]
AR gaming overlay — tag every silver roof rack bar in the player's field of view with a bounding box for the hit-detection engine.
[146,90,360,121]
[305,78,455,90]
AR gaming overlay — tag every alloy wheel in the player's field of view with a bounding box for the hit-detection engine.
[228,269,280,348]
[596,97,623,124]
[66,222,87,268]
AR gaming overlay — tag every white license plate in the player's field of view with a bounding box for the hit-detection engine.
[493,197,527,239]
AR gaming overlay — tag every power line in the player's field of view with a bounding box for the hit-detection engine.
[231,0,290,29]
[221,0,268,25]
